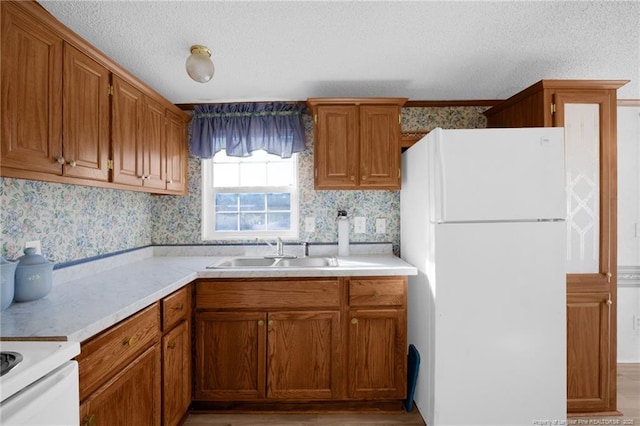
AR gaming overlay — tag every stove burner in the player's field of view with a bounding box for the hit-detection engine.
[1,351,23,376]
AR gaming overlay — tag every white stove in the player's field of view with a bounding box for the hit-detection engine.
[0,341,80,425]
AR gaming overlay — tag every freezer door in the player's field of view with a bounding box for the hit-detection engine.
[429,127,566,222]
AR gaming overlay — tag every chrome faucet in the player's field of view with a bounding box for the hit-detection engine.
[257,237,295,259]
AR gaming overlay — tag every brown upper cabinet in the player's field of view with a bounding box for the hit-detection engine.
[484,79,628,416]
[307,98,407,190]
[0,0,189,195]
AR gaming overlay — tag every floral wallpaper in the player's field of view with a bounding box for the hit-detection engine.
[0,178,152,263]
[1,106,487,264]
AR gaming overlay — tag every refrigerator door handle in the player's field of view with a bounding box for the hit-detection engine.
[435,130,447,222]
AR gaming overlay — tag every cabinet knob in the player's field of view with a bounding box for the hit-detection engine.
[82,414,96,426]
[350,176,355,181]
[57,156,66,165]
[374,291,381,298]
[67,160,77,168]
[124,336,136,347]
[606,299,613,305]
[258,320,264,327]
[173,303,184,311]
[351,318,358,325]
[168,180,173,184]
[167,341,176,349]
[362,175,367,180]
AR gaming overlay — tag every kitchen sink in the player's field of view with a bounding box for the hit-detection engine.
[274,257,338,267]
[207,256,338,269]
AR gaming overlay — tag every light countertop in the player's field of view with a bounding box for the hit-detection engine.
[0,249,416,342]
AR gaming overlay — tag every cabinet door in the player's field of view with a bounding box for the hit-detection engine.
[63,43,110,181]
[195,311,266,400]
[267,311,341,400]
[359,105,401,189]
[1,2,63,175]
[80,344,161,426]
[314,105,358,189]
[112,75,143,186]
[162,320,190,426]
[142,96,166,189]
[555,90,618,413]
[567,292,612,413]
[348,309,406,399]
[165,110,187,193]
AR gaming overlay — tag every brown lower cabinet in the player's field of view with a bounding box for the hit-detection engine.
[76,277,407,422]
[194,276,407,406]
[80,344,161,426]
[77,286,192,426]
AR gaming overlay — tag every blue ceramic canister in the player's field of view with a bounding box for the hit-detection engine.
[14,248,54,302]
[0,257,18,310]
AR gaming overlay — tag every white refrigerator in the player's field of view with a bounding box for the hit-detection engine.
[401,127,566,426]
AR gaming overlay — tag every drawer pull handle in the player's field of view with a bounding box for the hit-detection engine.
[82,414,96,426]
[374,291,381,298]
[124,337,136,347]
[351,318,358,325]
[173,303,184,311]
[258,320,264,326]
[167,341,176,349]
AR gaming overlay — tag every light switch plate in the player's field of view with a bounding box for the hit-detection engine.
[305,217,316,233]
[354,217,366,234]
[376,218,386,234]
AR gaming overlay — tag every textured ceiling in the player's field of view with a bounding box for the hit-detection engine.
[38,1,640,104]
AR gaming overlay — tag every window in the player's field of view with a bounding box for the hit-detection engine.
[202,150,299,240]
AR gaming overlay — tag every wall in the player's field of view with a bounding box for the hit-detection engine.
[0,179,152,263]
[0,106,488,264]
[617,105,640,362]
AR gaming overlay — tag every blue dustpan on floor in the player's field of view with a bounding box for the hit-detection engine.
[403,344,420,412]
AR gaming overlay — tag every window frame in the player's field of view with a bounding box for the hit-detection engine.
[201,153,299,241]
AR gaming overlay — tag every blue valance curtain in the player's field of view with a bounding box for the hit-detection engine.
[189,102,307,159]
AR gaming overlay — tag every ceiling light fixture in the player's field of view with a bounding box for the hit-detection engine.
[185,45,214,83]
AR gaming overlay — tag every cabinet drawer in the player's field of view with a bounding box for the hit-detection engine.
[78,303,160,400]
[196,279,340,310]
[162,285,190,331]
[348,277,407,307]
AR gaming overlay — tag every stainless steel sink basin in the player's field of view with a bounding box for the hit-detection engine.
[207,256,338,269]
[274,257,338,267]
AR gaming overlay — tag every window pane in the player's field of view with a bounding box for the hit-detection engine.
[213,163,239,187]
[267,162,293,186]
[267,193,290,211]
[240,213,265,231]
[240,193,265,211]
[268,213,290,230]
[239,163,267,186]
[215,193,239,212]
[215,213,238,231]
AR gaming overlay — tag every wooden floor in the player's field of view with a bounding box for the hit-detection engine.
[185,364,640,425]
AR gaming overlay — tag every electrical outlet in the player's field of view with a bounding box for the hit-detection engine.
[304,216,316,233]
[25,240,42,255]
[376,218,386,234]
[354,217,366,234]
[634,315,640,330]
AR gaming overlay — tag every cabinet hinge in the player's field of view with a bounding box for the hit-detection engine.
[314,114,318,124]
[107,160,113,170]
[398,168,401,178]
[550,103,556,115]
[107,84,114,96]
[314,168,318,178]
[399,114,402,125]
